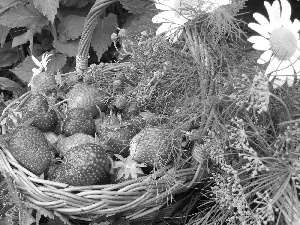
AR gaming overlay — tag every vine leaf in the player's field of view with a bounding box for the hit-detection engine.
[91,13,118,62]
[0,3,48,29]
[60,0,90,8]
[10,56,36,84]
[32,0,59,23]
[47,53,67,73]
[0,42,19,67]
[119,0,154,14]
[0,25,10,47]
[57,15,86,42]
[53,39,79,57]
[12,29,34,48]
[0,77,26,94]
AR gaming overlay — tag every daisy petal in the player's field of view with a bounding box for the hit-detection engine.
[272,76,287,88]
[258,50,272,64]
[154,0,175,10]
[280,0,291,23]
[155,23,176,35]
[292,19,300,33]
[271,0,281,24]
[294,59,300,78]
[264,1,277,29]
[152,11,186,24]
[253,13,271,32]
[266,57,280,75]
[248,23,270,39]
[250,36,270,51]
[277,60,293,76]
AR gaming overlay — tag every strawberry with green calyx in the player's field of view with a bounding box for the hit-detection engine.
[62,108,95,137]
[29,54,57,96]
[21,94,58,132]
[8,125,53,175]
[56,133,97,156]
[66,83,108,118]
[130,127,174,168]
[111,154,146,183]
[48,143,111,186]
[95,112,140,157]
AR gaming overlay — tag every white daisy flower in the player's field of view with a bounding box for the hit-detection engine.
[247,0,300,88]
[152,0,231,43]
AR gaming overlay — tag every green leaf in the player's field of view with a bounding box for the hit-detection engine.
[47,53,67,73]
[32,0,59,23]
[10,56,35,84]
[0,0,20,15]
[119,0,153,14]
[57,15,86,42]
[0,42,19,67]
[60,0,90,8]
[53,39,79,57]
[91,13,118,62]
[0,25,10,47]
[0,3,48,28]
[12,29,34,48]
[0,77,26,93]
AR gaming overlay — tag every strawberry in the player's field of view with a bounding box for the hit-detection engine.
[22,110,58,132]
[130,127,174,168]
[30,72,57,96]
[95,115,140,157]
[62,108,95,137]
[56,133,96,156]
[48,143,111,186]
[21,94,58,132]
[8,126,52,175]
[66,83,108,117]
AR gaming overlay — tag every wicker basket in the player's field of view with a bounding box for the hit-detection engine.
[0,0,205,222]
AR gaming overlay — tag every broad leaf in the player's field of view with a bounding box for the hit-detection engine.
[0,25,10,47]
[47,53,67,73]
[119,0,153,14]
[10,56,36,84]
[33,0,59,23]
[60,0,90,8]
[0,0,20,15]
[91,13,118,62]
[53,39,79,57]
[0,3,48,29]
[0,42,19,67]
[12,29,34,48]
[57,15,86,42]
[0,77,25,93]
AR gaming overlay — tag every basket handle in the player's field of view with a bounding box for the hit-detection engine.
[76,0,117,72]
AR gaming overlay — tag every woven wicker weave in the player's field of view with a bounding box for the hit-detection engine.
[0,0,205,222]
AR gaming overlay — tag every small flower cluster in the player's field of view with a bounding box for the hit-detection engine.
[229,72,270,114]
[227,118,269,177]
[253,191,277,225]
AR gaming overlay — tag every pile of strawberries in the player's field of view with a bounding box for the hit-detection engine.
[2,65,182,187]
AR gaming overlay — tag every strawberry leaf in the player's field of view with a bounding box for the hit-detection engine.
[32,0,59,23]
[91,13,118,62]
[57,15,86,42]
[12,29,34,48]
[53,39,79,57]
[47,53,67,73]
[60,0,91,8]
[0,3,48,28]
[119,0,153,14]
[0,77,26,93]
[0,25,10,47]
[0,42,19,67]
[10,56,35,84]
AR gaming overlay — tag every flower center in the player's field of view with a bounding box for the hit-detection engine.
[269,28,297,60]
